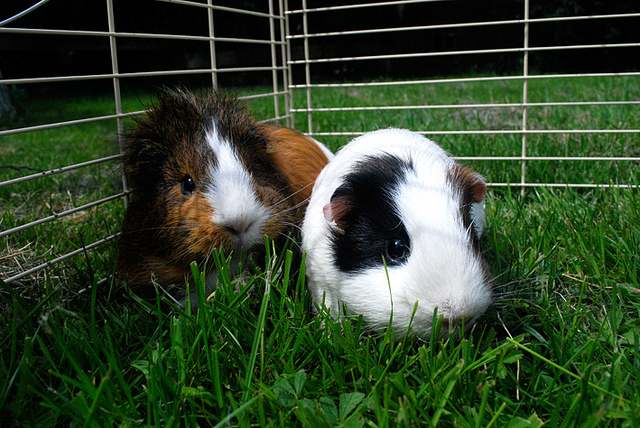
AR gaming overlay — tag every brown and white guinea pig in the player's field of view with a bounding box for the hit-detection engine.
[118,88,332,296]
[302,128,492,335]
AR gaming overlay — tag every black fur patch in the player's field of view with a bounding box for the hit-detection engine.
[330,154,413,273]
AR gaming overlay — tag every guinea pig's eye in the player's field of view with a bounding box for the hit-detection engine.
[385,238,410,263]
[181,175,196,195]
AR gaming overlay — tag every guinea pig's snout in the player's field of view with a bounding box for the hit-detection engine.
[217,212,267,250]
[437,295,490,329]
[222,219,256,237]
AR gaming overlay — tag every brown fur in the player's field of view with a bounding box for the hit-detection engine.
[448,163,488,255]
[449,164,486,204]
[447,163,492,284]
[260,125,330,205]
[118,88,330,292]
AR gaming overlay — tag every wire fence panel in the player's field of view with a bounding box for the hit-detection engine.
[284,0,639,191]
[288,72,640,88]
[0,0,290,284]
[1,0,638,285]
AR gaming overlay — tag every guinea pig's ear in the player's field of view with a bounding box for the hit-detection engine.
[451,164,486,203]
[323,187,352,235]
[468,173,486,203]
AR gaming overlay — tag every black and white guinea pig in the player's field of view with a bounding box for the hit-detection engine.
[302,128,492,335]
[118,88,332,294]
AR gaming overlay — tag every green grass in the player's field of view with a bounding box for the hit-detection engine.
[1,77,639,426]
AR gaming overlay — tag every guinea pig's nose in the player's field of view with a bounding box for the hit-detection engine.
[224,225,241,236]
[223,219,256,236]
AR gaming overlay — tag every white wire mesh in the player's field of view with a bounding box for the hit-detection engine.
[1,0,638,285]
[284,0,639,190]
[0,0,290,284]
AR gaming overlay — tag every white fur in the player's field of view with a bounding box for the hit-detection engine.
[302,128,492,334]
[312,137,335,160]
[470,202,485,238]
[204,121,270,249]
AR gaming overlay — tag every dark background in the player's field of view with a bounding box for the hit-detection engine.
[1,0,639,94]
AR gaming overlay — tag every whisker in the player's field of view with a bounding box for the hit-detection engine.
[493,289,539,302]
[276,230,303,251]
[465,221,474,238]
[492,282,531,291]
[279,221,304,233]
[271,197,311,217]
[266,182,315,212]
[119,224,193,235]
[489,270,516,282]
[490,276,536,289]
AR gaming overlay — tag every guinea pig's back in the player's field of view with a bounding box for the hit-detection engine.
[305,128,450,207]
[336,128,449,163]
[261,125,333,205]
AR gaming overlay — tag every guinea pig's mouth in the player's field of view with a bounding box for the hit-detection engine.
[437,314,483,336]
[226,234,251,252]
[236,237,256,251]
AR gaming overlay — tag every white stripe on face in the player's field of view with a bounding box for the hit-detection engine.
[204,121,270,247]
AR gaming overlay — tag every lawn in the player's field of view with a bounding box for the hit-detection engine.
[1,76,639,426]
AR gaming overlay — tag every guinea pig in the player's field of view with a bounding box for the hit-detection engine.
[118,88,332,297]
[301,128,492,335]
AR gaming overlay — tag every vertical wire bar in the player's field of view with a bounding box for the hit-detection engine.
[207,0,218,88]
[520,0,530,195]
[283,0,295,128]
[106,0,127,207]
[268,0,281,124]
[302,0,313,133]
[278,0,291,127]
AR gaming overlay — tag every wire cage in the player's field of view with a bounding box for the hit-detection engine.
[1,0,639,286]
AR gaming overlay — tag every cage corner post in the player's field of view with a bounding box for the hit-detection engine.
[520,0,530,195]
[282,0,294,128]
[268,0,281,125]
[206,0,218,89]
[302,0,313,134]
[106,0,127,208]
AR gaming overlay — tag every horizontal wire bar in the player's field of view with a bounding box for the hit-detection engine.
[2,233,121,284]
[288,42,640,65]
[154,0,283,20]
[0,90,287,186]
[291,100,640,112]
[117,33,285,45]
[289,71,640,89]
[0,69,208,84]
[3,66,635,88]
[0,92,285,137]
[288,13,640,39]
[257,114,290,123]
[0,110,144,136]
[215,66,285,73]
[0,0,50,27]
[308,129,640,136]
[0,27,285,45]
[0,192,129,238]
[286,0,450,14]
[238,90,287,101]
[0,66,285,85]
[487,182,639,189]
[454,156,640,161]
[0,154,123,188]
